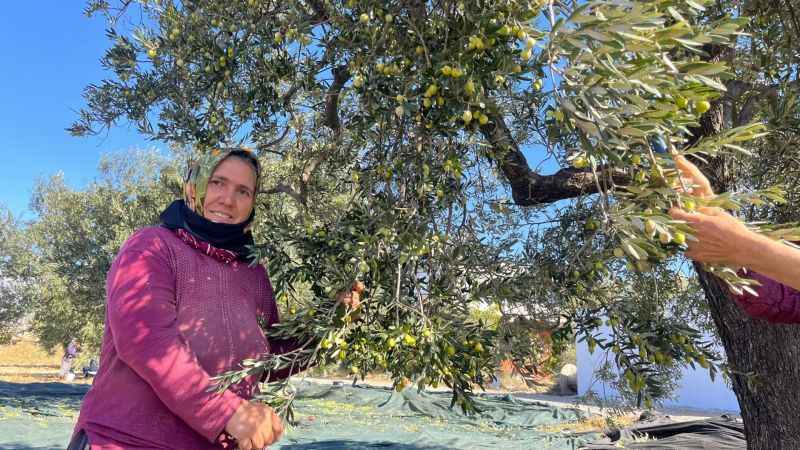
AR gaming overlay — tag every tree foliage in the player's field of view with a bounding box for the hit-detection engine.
[25,149,179,353]
[70,0,800,415]
[0,209,37,344]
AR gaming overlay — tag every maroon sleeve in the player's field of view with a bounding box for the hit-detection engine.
[731,271,800,323]
[107,231,244,442]
[260,276,307,381]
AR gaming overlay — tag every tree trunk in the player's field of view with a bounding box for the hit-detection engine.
[691,85,800,448]
[696,270,800,449]
[495,40,800,449]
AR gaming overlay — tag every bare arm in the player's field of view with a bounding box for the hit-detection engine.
[733,230,800,291]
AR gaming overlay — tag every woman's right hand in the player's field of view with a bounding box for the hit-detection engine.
[225,401,284,449]
[335,280,365,309]
[673,154,715,199]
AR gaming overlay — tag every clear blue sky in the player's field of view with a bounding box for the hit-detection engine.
[0,3,157,219]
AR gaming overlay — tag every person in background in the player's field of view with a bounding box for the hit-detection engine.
[60,339,79,381]
[669,155,800,322]
[82,358,99,379]
[69,148,360,450]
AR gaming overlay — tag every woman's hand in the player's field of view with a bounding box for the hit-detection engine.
[225,402,284,450]
[668,206,755,267]
[668,154,800,291]
[668,153,751,265]
[673,154,715,199]
[668,154,755,266]
[335,281,365,309]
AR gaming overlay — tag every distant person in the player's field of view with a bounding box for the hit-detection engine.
[669,155,800,322]
[81,358,98,378]
[60,339,78,381]
[68,148,361,450]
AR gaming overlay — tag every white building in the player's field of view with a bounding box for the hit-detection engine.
[576,326,740,413]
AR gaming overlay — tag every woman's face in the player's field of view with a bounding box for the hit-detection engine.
[201,157,257,224]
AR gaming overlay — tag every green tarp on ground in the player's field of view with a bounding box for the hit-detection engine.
[0,380,597,449]
[0,381,85,450]
[275,381,596,449]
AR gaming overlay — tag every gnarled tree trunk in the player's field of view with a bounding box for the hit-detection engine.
[697,270,800,448]
[690,70,800,447]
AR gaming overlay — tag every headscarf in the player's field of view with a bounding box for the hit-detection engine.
[159,147,260,261]
[184,147,261,216]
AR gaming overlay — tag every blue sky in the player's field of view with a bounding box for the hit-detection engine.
[0,3,158,219]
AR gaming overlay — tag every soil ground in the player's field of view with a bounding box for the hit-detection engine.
[0,338,91,385]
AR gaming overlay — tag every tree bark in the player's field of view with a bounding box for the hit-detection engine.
[479,110,629,205]
[691,102,800,448]
[696,270,800,449]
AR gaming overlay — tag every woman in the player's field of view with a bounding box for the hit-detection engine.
[669,155,800,322]
[70,148,359,450]
[60,339,79,381]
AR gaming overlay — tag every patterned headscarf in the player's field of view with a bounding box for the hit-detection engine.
[185,147,260,216]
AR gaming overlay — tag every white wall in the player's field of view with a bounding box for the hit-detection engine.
[576,328,740,413]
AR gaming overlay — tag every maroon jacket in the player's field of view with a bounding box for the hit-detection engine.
[75,227,294,449]
[732,271,800,323]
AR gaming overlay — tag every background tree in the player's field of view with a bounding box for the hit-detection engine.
[0,208,36,344]
[26,149,179,354]
[71,0,799,446]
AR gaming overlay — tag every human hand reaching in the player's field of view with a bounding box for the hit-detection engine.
[668,206,756,266]
[335,281,365,309]
[673,154,715,199]
[669,153,800,291]
[225,402,284,450]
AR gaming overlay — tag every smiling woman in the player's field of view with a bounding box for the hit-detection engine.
[186,149,260,225]
[201,159,256,224]
[66,148,319,450]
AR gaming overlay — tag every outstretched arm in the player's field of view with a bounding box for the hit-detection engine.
[667,155,800,322]
[669,206,800,291]
[260,279,364,381]
[667,155,800,291]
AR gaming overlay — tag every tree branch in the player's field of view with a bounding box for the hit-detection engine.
[479,110,628,206]
[324,66,350,134]
[726,79,800,127]
[286,65,350,206]
[260,183,304,205]
[306,0,330,26]
[282,83,302,110]
[257,123,292,153]
[401,0,427,21]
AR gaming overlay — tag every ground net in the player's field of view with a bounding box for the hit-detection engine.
[0,381,84,450]
[276,381,596,449]
[0,380,598,450]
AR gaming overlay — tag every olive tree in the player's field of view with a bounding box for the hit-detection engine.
[72,0,800,445]
[0,209,36,344]
[26,149,179,353]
